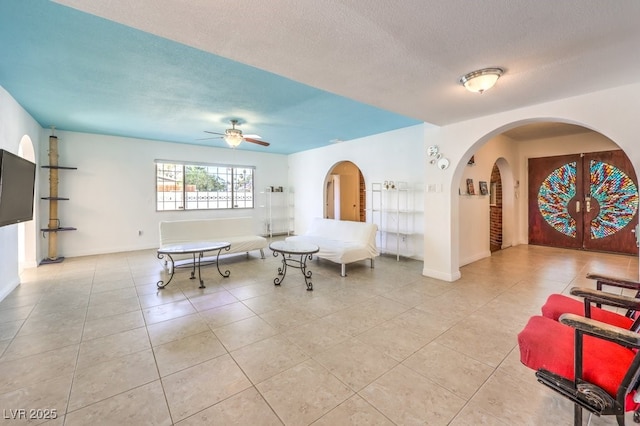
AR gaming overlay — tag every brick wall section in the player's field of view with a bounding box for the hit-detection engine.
[490,164,503,251]
[359,171,366,222]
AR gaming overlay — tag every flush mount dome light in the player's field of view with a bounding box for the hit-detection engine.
[459,67,504,94]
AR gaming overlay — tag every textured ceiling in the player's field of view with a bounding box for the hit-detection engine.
[501,123,593,142]
[2,1,640,153]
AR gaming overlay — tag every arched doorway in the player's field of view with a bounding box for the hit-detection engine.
[457,121,638,269]
[489,162,503,252]
[18,135,37,270]
[323,161,365,222]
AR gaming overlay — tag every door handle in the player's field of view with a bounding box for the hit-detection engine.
[585,197,591,213]
[575,201,580,213]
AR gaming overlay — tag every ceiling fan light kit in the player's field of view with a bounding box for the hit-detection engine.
[459,67,504,94]
[202,119,270,148]
[224,129,244,147]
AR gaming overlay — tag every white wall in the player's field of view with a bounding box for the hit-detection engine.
[288,124,426,260]
[40,131,289,258]
[0,86,42,301]
[424,82,640,281]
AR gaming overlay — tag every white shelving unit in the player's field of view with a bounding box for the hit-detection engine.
[369,181,411,261]
[260,187,292,237]
[287,187,295,235]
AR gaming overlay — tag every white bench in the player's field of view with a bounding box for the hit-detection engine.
[159,217,267,265]
[285,218,378,276]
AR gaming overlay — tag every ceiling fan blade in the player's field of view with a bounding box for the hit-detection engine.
[196,136,223,141]
[244,137,270,147]
[204,130,225,136]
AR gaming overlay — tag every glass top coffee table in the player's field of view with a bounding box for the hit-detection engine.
[156,241,231,289]
[269,240,320,291]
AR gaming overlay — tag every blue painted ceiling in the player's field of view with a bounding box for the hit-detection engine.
[0,1,421,154]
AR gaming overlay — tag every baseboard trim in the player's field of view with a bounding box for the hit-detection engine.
[459,250,492,267]
[421,267,461,282]
[0,280,20,303]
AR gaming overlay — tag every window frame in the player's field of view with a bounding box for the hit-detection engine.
[155,160,255,212]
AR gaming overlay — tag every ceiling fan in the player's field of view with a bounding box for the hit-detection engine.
[201,119,270,148]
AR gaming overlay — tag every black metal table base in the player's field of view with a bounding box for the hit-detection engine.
[157,247,230,289]
[273,251,314,291]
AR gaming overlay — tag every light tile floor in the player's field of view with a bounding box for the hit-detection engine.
[1,243,638,425]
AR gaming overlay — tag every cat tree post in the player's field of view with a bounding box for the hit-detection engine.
[46,135,59,261]
[40,132,76,265]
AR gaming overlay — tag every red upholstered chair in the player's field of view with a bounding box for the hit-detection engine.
[518,280,640,426]
[518,313,640,425]
[521,274,640,424]
[541,273,640,331]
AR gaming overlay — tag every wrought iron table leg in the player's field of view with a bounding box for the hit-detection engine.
[196,251,205,288]
[301,253,313,291]
[272,251,313,290]
[190,253,197,280]
[273,251,287,286]
[216,246,231,278]
[157,253,175,289]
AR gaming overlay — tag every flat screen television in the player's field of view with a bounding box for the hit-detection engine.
[0,149,36,228]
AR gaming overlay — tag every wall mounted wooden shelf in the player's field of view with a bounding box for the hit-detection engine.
[40,227,77,232]
[41,165,77,170]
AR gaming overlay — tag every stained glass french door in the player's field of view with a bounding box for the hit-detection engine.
[528,150,639,255]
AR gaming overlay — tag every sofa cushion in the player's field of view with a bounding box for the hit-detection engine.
[285,218,378,265]
[159,217,267,260]
[285,235,372,264]
[305,217,377,244]
[160,217,262,245]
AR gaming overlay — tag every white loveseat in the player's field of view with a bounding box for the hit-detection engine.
[285,218,378,276]
[159,217,267,263]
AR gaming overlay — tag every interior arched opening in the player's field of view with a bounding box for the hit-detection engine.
[18,135,37,270]
[456,121,637,269]
[323,161,366,222]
